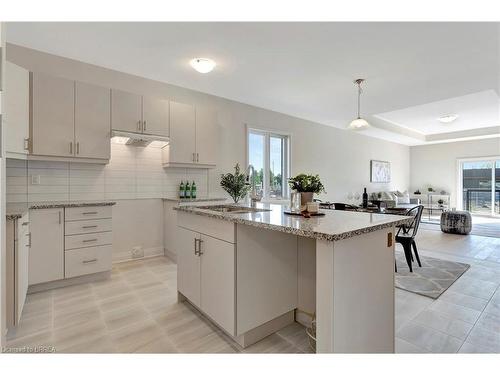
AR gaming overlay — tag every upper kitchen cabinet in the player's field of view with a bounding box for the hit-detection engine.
[142,95,169,136]
[111,89,142,133]
[162,101,217,168]
[75,81,111,159]
[29,72,110,163]
[30,72,75,158]
[195,106,218,165]
[4,61,30,158]
[111,89,169,136]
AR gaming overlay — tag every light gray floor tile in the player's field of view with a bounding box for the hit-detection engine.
[397,322,463,353]
[413,309,473,340]
[427,300,481,324]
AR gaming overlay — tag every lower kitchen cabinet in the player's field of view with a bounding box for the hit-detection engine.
[177,227,201,307]
[29,208,64,285]
[199,234,235,334]
[177,222,236,335]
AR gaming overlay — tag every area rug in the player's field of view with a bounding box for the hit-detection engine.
[395,251,470,299]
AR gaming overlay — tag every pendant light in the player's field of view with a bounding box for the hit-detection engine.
[348,78,370,130]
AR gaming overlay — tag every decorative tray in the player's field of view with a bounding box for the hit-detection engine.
[284,210,326,216]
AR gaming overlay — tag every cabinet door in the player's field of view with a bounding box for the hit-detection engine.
[142,96,169,136]
[168,101,196,164]
[75,81,111,159]
[176,227,201,307]
[200,234,235,335]
[195,107,218,165]
[111,89,142,133]
[5,61,29,155]
[29,208,64,285]
[16,213,30,324]
[31,72,75,157]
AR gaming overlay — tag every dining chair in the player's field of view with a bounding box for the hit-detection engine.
[395,205,424,272]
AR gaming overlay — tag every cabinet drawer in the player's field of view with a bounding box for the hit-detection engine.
[65,231,112,250]
[65,206,112,221]
[65,218,112,235]
[65,245,112,278]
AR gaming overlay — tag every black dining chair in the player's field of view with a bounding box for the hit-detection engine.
[395,205,424,273]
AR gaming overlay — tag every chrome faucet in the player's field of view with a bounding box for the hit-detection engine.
[246,164,260,206]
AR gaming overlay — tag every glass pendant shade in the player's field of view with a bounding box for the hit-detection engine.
[348,117,370,130]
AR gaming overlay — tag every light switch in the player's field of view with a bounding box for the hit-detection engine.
[31,175,41,185]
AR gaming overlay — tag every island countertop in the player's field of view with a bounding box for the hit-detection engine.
[174,203,412,241]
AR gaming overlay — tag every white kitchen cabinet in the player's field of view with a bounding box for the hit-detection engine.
[163,101,196,165]
[199,234,235,334]
[4,61,29,158]
[111,89,142,133]
[142,95,169,136]
[111,89,169,137]
[6,212,30,328]
[195,106,218,165]
[75,81,111,159]
[162,102,217,168]
[28,208,64,285]
[176,226,201,307]
[31,72,75,158]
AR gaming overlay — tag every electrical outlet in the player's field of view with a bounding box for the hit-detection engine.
[131,246,144,259]
[31,175,41,185]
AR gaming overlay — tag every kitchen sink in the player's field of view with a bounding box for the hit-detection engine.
[196,205,271,214]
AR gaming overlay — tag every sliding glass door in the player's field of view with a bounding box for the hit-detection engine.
[460,159,500,216]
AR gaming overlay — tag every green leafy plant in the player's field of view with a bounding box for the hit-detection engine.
[288,174,326,194]
[220,163,251,203]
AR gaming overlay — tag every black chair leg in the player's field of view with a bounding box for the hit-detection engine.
[395,261,397,273]
[403,242,413,272]
[411,241,422,267]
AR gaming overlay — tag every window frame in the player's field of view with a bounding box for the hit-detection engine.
[246,125,291,201]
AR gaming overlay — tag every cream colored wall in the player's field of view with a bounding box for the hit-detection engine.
[410,138,500,208]
[7,43,410,203]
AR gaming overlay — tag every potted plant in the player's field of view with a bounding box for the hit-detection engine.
[437,199,444,207]
[288,174,326,207]
[220,163,251,204]
[428,187,434,193]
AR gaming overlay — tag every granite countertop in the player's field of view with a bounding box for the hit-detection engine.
[174,203,413,242]
[6,201,116,220]
[163,197,227,203]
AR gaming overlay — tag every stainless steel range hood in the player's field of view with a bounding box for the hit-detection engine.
[111,130,170,148]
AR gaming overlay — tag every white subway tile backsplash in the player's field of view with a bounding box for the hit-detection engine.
[6,143,211,203]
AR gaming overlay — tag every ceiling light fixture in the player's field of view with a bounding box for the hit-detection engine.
[348,78,370,131]
[190,58,216,73]
[438,114,459,123]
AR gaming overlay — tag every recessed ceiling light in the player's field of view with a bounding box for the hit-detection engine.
[190,58,216,73]
[438,114,459,123]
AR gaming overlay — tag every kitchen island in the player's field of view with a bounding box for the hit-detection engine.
[174,203,411,353]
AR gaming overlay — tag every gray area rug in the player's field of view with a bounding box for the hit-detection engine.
[395,251,470,299]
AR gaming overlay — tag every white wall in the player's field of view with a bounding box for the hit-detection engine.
[7,43,410,203]
[410,138,500,208]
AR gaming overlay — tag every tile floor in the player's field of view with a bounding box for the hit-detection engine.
[4,227,500,353]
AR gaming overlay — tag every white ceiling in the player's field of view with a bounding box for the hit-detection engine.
[6,22,500,145]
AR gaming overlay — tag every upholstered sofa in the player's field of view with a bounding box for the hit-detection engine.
[370,191,421,208]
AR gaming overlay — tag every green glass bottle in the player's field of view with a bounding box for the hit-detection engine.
[179,181,185,199]
[185,181,191,200]
[191,181,197,199]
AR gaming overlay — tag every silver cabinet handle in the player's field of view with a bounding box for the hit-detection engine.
[58,211,62,224]
[76,142,80,155]
[82,212,98,215]
[82,259,98,264]
[194,238,198,255]
[24,138,30,151]
[69,142,73,155]
[82,225,98,229]
[198,239,203,256]
[26,233,31,247]
[143,120,146,131]
[137,121,142,132]
[82,238,98,243]
[196,153,199,162]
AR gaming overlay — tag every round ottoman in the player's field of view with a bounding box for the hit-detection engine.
[440,211,472,234]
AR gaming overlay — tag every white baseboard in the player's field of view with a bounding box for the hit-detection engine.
[112,246,164,263]
[164,248,177,263]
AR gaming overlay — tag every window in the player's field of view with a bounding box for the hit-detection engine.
[247,128,290,200]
